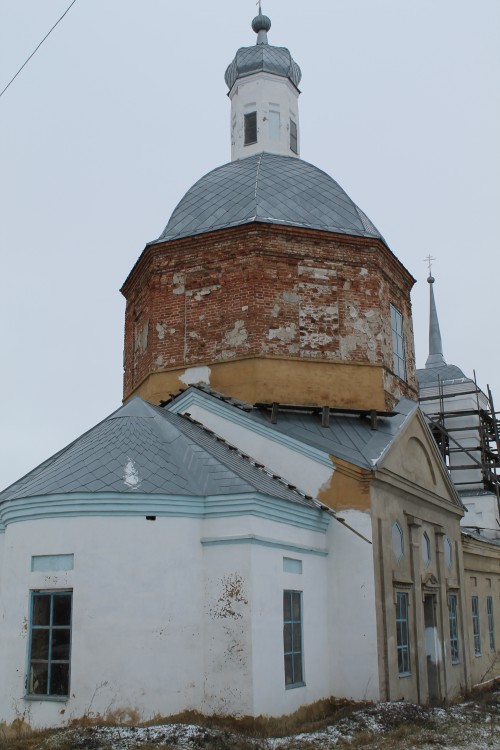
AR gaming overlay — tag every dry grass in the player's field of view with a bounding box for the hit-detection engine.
[141,697,372,739]
[0,688,498,750]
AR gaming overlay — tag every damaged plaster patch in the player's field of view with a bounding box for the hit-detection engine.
[124,457,141,490]
[134,320,149,354]
[156,322,167,340]
[268,323,297,342]
[282,291,300,304]
[179,366,211,386]
[224,320,248,347]
[210,574,248,619]
[193,284,220,301]
[172,273,185,295]
[270,304,281,318]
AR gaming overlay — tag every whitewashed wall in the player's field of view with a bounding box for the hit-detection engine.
[229,73,300,160]
[0,507,337,729]
[326,510,380,701]
[172,395,380,703]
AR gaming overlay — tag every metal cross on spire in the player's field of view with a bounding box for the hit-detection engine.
[424,255,436,278]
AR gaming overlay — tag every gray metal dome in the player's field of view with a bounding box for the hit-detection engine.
[152,153,383,244]
[225,44,302,91]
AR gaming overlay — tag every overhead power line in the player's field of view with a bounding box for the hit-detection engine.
[0,0,79,100]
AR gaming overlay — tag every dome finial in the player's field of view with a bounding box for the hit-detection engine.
[252,2,271,45]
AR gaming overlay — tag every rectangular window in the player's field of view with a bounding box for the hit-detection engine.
[283,590,303,687]
[487,596,495,652]
[269,110,280,141]
[28,591,72,698]
[244,112,257,145]
[396,591,410,676]
[31,554,74,572]
[283,557,302,574]
[290,118,298,154]
[448,594,460,663]
[390,303,406,380]
[472,595,481,656]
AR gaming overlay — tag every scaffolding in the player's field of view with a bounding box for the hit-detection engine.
[419,378,500,512]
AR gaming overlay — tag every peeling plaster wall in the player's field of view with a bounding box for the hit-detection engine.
[202,545,253,716]
[122,225,417,407]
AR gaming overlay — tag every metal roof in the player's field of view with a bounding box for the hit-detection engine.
[225,44,302,91]
[173,385,416,471]
[0,398,315,507]
[152,153,384,245]
[225,10,301,91]
[417,364,470,388]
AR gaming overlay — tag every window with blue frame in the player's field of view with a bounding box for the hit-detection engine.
[28,591,72,697]
[283,590,303,687]
[487,596,495,652]
[396,591,411,676]
[472,595,481,656]
[390,304,406,381]
[448,594,460,664]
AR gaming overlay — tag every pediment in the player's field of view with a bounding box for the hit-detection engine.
[377,409,461,509]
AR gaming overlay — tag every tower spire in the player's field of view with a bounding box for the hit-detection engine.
[425,268,446,369]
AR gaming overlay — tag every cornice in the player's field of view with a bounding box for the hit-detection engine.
[0,491,329,534]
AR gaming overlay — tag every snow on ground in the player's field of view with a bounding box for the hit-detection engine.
[31,692,499,750]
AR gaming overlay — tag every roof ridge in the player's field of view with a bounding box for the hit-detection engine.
[176,412,316,505]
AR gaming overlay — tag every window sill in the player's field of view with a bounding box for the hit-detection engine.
[398,672,411,679]
[451,660,461,666]
[24,694,69,702]
[285,682,306,690]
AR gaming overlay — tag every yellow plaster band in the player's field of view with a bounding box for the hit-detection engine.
[125,357,389,410]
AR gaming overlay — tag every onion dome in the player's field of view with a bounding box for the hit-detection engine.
[152,153,383,244]
[225,10,302,91]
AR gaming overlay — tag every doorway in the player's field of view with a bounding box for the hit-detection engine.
[423,595,441,703]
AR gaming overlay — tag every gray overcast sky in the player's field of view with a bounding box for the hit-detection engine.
[1,0,499,490]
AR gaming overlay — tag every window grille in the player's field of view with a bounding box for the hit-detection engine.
[448,594,460,663]
[487,596,495,652]
[390,304,406,380]
[283,590,304,687]
[472,595,481,656]
[396,591,411,676]
[290,119,298,153]
[28,591,72,697]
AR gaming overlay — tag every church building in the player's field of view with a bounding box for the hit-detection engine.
[0,9,498,733]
